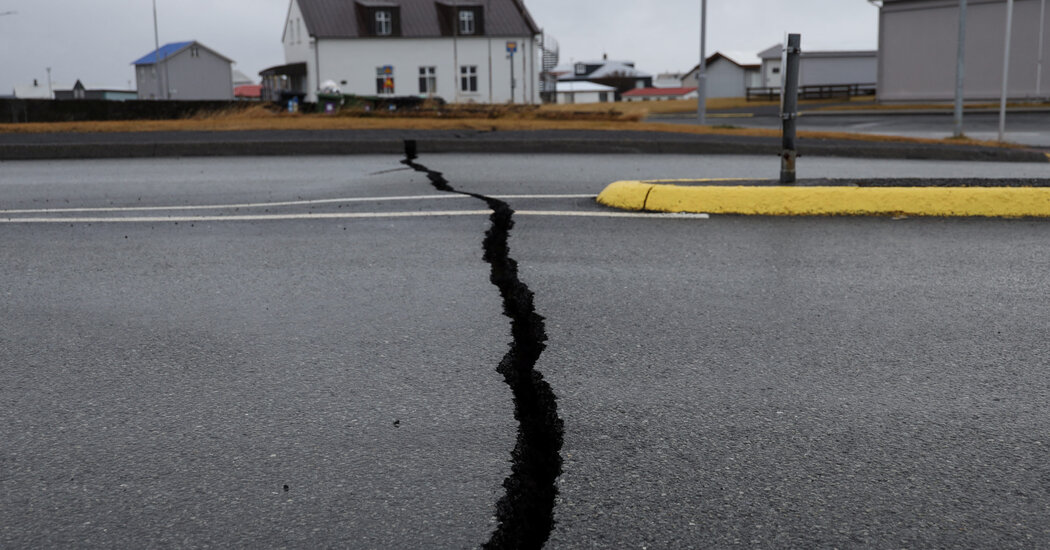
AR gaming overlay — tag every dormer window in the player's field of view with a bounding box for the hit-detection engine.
[575,63,587,76]
[375,10,392,36]
[459,10,475,35]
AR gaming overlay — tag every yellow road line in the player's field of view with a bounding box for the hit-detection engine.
[597,180,1050,218]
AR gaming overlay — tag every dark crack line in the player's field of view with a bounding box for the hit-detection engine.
[401,140,564,550]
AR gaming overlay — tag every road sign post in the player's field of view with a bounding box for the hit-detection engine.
[507,41,518,103]
[780,34,801,184]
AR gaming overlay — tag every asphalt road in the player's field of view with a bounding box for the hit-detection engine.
[3,154,1050,548]
[652,110,1050,148]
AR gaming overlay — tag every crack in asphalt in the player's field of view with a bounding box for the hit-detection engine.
[402,140,564,550]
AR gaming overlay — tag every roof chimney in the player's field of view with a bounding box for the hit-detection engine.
[603,53,607,61]
[33,79,38,86]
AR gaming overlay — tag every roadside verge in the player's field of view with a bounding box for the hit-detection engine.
[1,129,1048,162]
[597,179,1050,218]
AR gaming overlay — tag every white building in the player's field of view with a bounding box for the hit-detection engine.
[13,79,64,99]
[758,44,877,88]
[681,53,762,98]
[268,0,541,103]
[555,81,616,104]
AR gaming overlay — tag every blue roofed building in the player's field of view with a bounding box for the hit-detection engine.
[133,41,235,100]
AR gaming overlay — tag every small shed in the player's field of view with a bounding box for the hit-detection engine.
[555,81,616,104]
[681,53,762,98]
[133,41,235,100]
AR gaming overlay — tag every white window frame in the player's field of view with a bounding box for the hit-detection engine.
[460,65,478,93]
[376,10,392,36]
[419,66,437,95]
[459,10,475,35]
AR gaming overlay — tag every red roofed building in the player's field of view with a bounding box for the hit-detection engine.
[622,87,698,102]
[234,84,262,100]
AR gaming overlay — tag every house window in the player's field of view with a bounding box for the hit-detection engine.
[599,92,608,102]
[459,10,475,35]
[460,65,477,93]
[772,67,780,74]
[575,63,586,76]
[376,10,392,36]
[190,46,200,58]
[419,66,437,94]
[376,66,395,94]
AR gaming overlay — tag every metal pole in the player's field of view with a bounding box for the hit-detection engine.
[999,0,1015,142]
[780,34,801,185]
[46,67,52,99]
[453,0,459,103]
[509,50,515,103]
[954,0,967,138]
[696,0,708,124]
[1038,0,1046,97]
[489,0,493,102]
[153,0,162,100]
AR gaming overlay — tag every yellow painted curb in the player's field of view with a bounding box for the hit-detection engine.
[597,180,1050,217]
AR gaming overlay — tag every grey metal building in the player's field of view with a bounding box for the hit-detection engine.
[133,41,235,100]
[878,0,1050,102]
[758,44,877,88]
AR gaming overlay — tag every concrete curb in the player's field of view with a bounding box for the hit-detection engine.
[597,180,1050,218]
[1,131,1048,162]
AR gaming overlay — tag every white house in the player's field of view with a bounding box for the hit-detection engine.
[555,81,616,104]
[267,0,541,103]
[681,53,762,98]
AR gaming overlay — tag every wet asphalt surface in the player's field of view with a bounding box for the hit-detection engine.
[3,154,1050,548]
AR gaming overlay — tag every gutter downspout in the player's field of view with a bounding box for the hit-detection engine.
[314,35,320,103]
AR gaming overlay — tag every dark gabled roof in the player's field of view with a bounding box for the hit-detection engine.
[295,0,539,38]
[685,52,761,74]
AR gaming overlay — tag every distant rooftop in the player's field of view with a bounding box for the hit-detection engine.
[132,41,194,65]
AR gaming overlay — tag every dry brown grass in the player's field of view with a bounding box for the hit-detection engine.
[0,102,1022,149]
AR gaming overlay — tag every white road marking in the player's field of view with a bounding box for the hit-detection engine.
[0,210,707,224]
[0,193,598,215]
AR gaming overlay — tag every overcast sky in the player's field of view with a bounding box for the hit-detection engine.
[0,0,879,94]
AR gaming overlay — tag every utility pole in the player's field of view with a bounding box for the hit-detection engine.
[152,0,163,100]
[999,0,1015,142]
[696,0,708,124]
[954,0,967,138]
[46,67,52,99]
